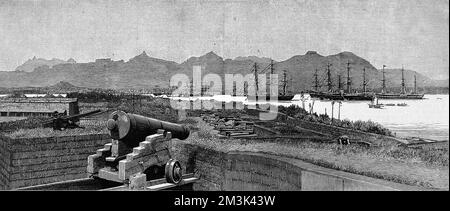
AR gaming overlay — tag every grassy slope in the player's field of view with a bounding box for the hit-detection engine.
[180,118,449,190]
[4,120,108,138]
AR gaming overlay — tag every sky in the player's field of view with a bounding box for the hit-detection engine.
[0,0,448,80]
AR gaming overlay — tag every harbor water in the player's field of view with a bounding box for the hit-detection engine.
[169,94,449,141]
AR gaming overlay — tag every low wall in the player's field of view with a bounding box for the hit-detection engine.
[0,134,110,189]
[173,143,428,191]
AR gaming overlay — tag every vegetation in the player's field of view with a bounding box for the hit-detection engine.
[180,129,448,190]
[185,103,393,136]
[178,118,200,132]
[278,105,394,136]
[104,97,179,123]
[196,118,216,139]
[1,87,446,189]
[0,117,50,132]
[70,90,179,122]
[5,123,108,139]
[1,90,179,138]
[176,117,448,190]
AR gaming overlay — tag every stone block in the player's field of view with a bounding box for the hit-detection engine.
[129,173,147,190]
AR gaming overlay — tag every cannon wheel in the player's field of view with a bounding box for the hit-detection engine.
[165,159,182,184]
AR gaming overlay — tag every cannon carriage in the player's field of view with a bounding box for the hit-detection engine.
[87,110,194,190]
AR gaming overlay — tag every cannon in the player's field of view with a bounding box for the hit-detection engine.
[105,110,190,147]
[42,109,102,130]
[87,111,192,189]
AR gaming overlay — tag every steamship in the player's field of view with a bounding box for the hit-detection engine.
[375,66,424,99]
[246,60,295,101]
[309,61,374,101]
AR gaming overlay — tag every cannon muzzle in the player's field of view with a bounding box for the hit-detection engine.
[106,111,190,146]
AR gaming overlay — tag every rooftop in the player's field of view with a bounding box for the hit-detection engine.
[0,97,78,103]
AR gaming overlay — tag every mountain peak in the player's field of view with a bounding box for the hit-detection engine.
[194,51,223,60]
[336,51,357,57]
[304,51,324,57]
[54,81,74,87]
[67,58,76,63]
[2,51,446,90]
[140,51,148,56]
[181,51,223,66]
[129,51,151,62]
[204,51,220,58]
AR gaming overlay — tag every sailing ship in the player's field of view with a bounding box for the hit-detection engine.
[246,60,295,101]
[275,69,296,101]
[309,61,374,101]
[375,66,425,99]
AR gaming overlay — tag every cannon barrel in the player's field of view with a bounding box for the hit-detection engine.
[63,109,102,121]
[106,111,190,146]
[42,109,103,128]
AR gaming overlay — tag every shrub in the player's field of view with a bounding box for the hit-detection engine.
[277,104,393,136]
[0,117,50,132]
[196,120,214,138]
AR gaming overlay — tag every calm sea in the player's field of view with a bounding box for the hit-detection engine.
[170,94,449,141]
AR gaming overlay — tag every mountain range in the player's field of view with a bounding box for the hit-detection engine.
[0,51,447,93]
[15,56,76,72]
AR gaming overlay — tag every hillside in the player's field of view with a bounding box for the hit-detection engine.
[275,51,439,92]
[0,51,447,93]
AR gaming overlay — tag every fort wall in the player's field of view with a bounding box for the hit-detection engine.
[0,134,109,189]
[173,142,429,191]
[0,98,79,118]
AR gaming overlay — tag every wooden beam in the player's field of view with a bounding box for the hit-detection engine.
[87,143,112,174]
[146,177,199,191]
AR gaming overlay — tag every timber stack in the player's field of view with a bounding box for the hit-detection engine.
[201,114,257,139]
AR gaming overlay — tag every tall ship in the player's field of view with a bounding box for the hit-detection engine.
[245,60,295,101]
[275,69,296,101]
[309,61,374,101]
[376,66,425,99]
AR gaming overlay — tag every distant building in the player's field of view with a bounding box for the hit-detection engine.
[0,98,79,118]
[23,94,68,98]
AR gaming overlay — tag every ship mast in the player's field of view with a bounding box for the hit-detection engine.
[382,65,386,93]
[253,62,259,93]
[414,74,417,94]
[282,70,288,96]
[338,74,342,90]
[363,67,367,93]
[327,63,333,92]
[401,66,406,94]
[346,60,351,93]
[313,69,319,92]
[270,59,274,75]
[267,59,275,94]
